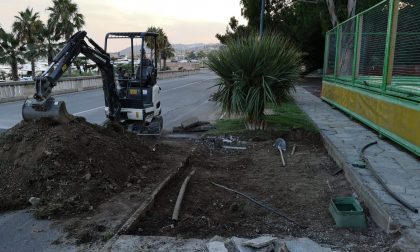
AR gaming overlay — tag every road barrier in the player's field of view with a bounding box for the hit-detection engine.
[0,69,205,103]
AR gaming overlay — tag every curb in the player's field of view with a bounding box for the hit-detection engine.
[292,87,399,233]
[321,133,397,233]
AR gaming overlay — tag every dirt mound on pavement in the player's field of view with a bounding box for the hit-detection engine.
[0,118,163,217]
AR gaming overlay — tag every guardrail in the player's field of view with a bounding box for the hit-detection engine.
[0,69,204,103]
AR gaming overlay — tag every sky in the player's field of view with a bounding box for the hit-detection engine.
[0,0,246,51]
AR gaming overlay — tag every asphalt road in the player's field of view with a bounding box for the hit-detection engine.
[0,71,219,133]
[0,71,219,252]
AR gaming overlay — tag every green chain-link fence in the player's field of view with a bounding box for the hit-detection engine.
[324,0,420,102]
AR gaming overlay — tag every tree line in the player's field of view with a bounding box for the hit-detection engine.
[0,0,176,81]
[216,0,383,72]
[0,0,85,81]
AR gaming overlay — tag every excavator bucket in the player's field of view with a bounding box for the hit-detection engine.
[22,97,73,124]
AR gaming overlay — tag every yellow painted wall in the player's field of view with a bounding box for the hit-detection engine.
[322,81,420,153]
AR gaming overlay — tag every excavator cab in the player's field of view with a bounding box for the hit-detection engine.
[105,32,162,133]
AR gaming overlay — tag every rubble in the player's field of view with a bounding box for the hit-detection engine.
[285,238,333,252]
[243,236,277,248]
[206,241,228,252]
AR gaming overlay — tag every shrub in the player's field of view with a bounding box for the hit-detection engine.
[207,34,300,130]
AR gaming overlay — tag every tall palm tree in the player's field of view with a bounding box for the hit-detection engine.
[47,0,85,75]
[145,26,159,60]
[47,0,85,40]
[161,41,175,70]
[42,20,62,64]
[12,8,43,78]
[0,28,26,81]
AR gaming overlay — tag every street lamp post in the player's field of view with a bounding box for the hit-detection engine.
[259,0,265,38]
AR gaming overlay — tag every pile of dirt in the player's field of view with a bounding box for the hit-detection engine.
[0,118,169,218]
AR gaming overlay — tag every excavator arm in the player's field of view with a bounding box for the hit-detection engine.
[22,31,120,122]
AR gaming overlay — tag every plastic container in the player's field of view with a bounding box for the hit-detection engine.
[329,197,366,228]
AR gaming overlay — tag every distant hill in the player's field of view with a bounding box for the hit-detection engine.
[116,43,220,56]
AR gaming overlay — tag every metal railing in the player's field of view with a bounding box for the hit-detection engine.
[324,0,420,102]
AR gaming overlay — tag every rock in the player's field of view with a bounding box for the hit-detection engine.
[53,161,61,167]
[243,236,277,248]
[126,183,133,188]
[181,117,200,129]
[209,235,225,243]
[285,238,333,252]
[206,241,227,252]
[2,144,11,151]
[278,241,290,252]
[232,237,253,252]
[83,173,92,181]
[28,197,41,207]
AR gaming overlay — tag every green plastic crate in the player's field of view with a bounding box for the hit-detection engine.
[329,197,366,228]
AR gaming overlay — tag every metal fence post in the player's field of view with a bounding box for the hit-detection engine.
[323,32,330,77]
[352,15,362,85]
[334,26,342,79]
[382,0,400,91]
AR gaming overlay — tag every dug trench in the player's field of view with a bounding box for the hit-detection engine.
[128,131,398,251]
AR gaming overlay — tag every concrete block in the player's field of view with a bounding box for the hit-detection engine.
[285,238,332,252]
[231,237,253,252]
[206,241,227,252]
[243,236,277,248]
[181,117,200,129]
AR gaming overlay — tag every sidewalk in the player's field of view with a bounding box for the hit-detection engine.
[293,86,420,249]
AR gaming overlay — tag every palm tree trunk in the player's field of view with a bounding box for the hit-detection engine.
[47,44,54,65]
[11,56,19,81]
[31,59,36,79]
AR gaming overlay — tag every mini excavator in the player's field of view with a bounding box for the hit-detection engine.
[22,31,163,134]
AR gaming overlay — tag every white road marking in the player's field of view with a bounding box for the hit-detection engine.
[74,106,104,115]
[161,78,217,93]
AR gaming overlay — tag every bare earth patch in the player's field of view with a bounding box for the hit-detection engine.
[132,132,398,251]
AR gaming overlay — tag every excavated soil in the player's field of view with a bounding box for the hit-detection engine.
[0,118,186,218]
[132,132,398,251]
[0,119,398,250]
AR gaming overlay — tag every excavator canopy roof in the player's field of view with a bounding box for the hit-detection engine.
[105,32,158,39]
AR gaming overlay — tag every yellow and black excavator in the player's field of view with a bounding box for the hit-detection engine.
[22,31,163,134]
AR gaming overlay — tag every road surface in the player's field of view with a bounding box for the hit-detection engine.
[0,71,220,252]
[0,71,219,132]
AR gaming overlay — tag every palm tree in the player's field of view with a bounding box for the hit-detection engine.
[12,8,43,78]
[161,41,175,70]
[145,26,170,69]
[207,34,301,130]
[145,26,159,60]
[47,0,85,75]
[0,28,26,81]
[42,21,62,64]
